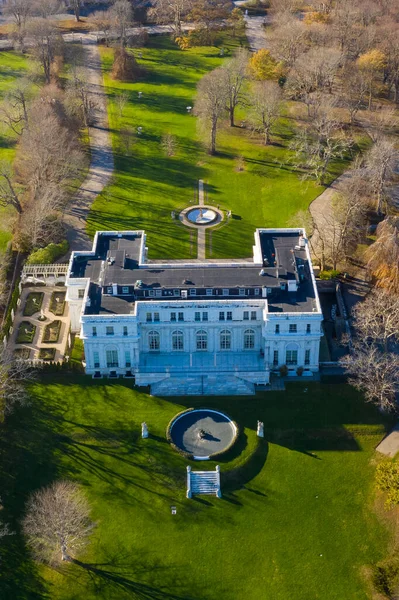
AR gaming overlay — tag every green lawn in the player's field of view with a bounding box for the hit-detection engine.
[88,36,365,260]
[0,377,393,599]
[0,51,29,251]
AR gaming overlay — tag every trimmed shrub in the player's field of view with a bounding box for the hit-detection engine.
[27,240,69,265]
[296,366,304,376]
[279,364,288,377]
[23,292,44,316]
[319,269,341,280]
[111,48,143,81]
[39,348,56,361]
[49,291,66,316]
[42,320,62,344]
[16,321,36,344]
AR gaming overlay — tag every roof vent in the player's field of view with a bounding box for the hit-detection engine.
[134,280,143,289]
[259,269,265,276]
[299,236,306,248]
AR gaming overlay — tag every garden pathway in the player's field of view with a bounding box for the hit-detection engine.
[197,180,206,260]
[9,286,70,362]
[234,1,271,52]
[63,39,114,254]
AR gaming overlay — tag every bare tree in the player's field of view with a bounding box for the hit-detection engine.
[32,0,61,19]
[0,79,32,136]
[3,0,32,30]
[351,288,399,351]
[194,68,228,155]
[66,67,96,128]
[248,81,282,145]
[161,132,177,157]
[65,0,83,22]
[362,107,398,143]
[0,161,24,215]
[91,10,113,46]
[290,101,352,185]
[268,17,307,68]
[221,48,249,128]
[27,19,63,84]
[364,137,398,214]
[366,216,399,294]
[110,0,133,47]
[23,480,94,565]
[115,90,129,118]
[341,343,399,413]
[0,347,37,419]
[150,0,191,38]
[340,65,369,124]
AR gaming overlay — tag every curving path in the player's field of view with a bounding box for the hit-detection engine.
[63,40,114,254]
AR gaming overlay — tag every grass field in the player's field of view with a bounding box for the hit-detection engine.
[88,36,367,260]
[0,51,29,251]
[0,376,393,600]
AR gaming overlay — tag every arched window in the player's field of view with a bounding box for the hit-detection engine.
[148,331,160,351]
[286,342,298,365]
[196,330,207,351]
[244,329,255,350]
[172,330,184,351]
[106,347,119,368]
[220,329,231,350]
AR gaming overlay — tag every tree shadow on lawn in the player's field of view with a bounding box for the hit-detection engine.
[164,382,393,457]
[0,403,61,599]
[69,557,204,600]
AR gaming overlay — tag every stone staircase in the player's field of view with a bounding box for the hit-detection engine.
[151,374,254,397]
[187,466,221,498]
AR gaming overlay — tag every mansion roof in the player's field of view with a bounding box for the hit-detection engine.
[67,229,320,316]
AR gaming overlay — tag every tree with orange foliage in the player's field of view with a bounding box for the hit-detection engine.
[248,49,283,82]
[357,49,387,110]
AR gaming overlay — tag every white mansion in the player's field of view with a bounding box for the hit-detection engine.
[65,228,323,395]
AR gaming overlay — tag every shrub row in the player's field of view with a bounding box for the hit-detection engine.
[27,240,69,265]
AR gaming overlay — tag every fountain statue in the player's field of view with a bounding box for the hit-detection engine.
[257,421,264,438]
[141,422,149,439]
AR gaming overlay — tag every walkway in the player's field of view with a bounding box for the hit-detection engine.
[63,40,114,254]
[197,180,205,260]
[234,1,270,51]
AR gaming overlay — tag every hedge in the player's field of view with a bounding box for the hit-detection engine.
[27,240,69,265]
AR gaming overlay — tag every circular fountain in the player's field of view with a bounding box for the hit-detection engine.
[186,207,218,226]
[167,408,238,460]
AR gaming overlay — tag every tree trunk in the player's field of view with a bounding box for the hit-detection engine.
[210,119,217,155]
[229,106,235,127]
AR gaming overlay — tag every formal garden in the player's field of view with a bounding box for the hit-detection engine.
[87,35,369,260]
[0,375,394,600]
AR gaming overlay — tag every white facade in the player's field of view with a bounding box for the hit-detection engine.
[66,228,323,393]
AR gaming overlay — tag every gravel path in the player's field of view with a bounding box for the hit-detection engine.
[63,40,114,254]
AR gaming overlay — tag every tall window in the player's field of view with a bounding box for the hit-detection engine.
[106,349,118,368]
[202,312,208,321]
[273,350,278,366]
[227,311,232,321]
[146,312,152,322]
[172,330,184,351]
[171,312,176,322]
[106,326,114,336]
[306,324,311,334]
[195,312,201,322]
[196,330,207,351]
[220,330,231,350]
[93,351,100,368]
[305,349,310,365]
[286,344,298,365]
[178,312,184,322]
[289,324,297,333]
[244,329,255,350]
[154,312,160,322]
[243,311,249,321]
[251,311,257,321]
[275,324,280,334]
[219,312,225,321]
[92,326,97,337]
[123,326,128,336]
[148,331,160,351]
[125,351,131,368]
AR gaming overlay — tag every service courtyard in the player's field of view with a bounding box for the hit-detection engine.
[0,376,393,600]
